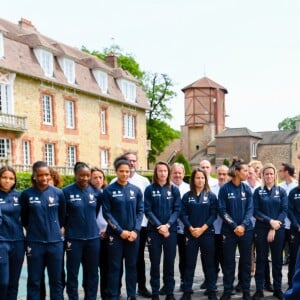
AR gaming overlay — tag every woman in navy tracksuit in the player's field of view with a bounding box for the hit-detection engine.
[144,161,181,300]
[179,168,218,300]
[21,161,66,300]
[63,162,101,300]
[286,173,300,289]
[252,163,287,300]
[102,156,143,300]
[218,157,253,300]
[0,166,24,300]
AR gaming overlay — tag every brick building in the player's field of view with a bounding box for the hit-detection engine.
[0,17,150,171]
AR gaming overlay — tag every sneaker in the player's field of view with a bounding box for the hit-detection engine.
[220,293,231,300]
[200,280,207,290]
[159,286,166,295]
[207,291,218,300]
[273,290,283,300]
[180,292,191,300]
[165,294,176,300]
[235,283,242,293]
[252,290,264,300]
[138,287,152,298]
[242,292,251,300]
[263,282,274,292]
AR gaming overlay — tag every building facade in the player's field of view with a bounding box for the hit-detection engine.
[0,17,150,172]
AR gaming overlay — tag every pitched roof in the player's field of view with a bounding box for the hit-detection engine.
[257,130,299,145]
[0,17,149,110]
[215,127,262,139]
[182,76,228,93]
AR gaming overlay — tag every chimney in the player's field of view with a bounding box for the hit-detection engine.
[105,52,118,68]
[18,18,37,32]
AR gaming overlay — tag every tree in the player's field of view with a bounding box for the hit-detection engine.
[278,115,300,130]
[174,153,192,175]
[143,72,180,163]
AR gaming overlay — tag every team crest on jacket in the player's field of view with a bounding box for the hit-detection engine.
[241,192,245,198]
[48,196,55,206]
[89,194,95,203]
[275,189,279,195]
[130,190,134,196]
[167,191,171,197]
[13,196,19,205]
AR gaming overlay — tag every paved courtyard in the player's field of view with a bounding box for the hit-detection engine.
[17,251,290,299]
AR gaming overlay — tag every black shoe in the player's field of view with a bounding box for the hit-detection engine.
[252,290,264,300]
[200,281,207,290]
[138,287,152,298]
[159,286,166,295]
[235,283,242,293]
[220,293,231,300]
[152,296,159,300]
[242,292,251,300]
[127,298,136,300]
[208,291,218,300]
[263,283,274,292]
[180,292,191,300]
[165,294,176,300]
[273,290,283,300]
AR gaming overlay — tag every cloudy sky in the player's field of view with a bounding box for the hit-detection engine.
[2,0,300,132]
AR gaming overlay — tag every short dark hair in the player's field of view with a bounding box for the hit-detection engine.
[281,163,295,177]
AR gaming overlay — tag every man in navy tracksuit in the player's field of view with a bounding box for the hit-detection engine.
[102,157,144,300]
[144,161,182,300]
[63,162,101,300]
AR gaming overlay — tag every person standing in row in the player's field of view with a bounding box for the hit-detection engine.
[0,166,24,300]
[170,163,190,293]
[287,170,300,289]
[91,167,108,299]
[102,156,144,300]
[252,163,287,300]
[144,161,181,300]
[218,158,253,300]
[123,152,151,298]
[63,162,101,300]
[21,161,66,299]
[180,168,218,300]
[210,165,229,280]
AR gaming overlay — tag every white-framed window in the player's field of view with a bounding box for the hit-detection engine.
[65,100,75,129]
[59,57,75,84]
[0,32,4,59]
[34,48,53,77]
[251,142,258,158]
[42,94,53,125]
[123,114,135,139]
[100,108,107,134]
[92,70,108,94]
[118,79,136,103]
[45,143,55,166]
[67,145,76,167]
[0,72,15,114]
[0,138,11,158]
[22,140,31,165]
[100,149,109,169]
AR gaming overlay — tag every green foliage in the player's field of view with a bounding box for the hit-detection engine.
[16,172,75,191]
[143,72,176,121]
[174,153,192,175]
[278,115,300,130]
[223,158,230,166]
[147,119,180,163]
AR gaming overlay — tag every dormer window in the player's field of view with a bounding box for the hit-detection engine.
[0,32,4,59]
[118,79,136,103]
[34,48,53,77]
[58,57,75,84]
[92,70,108,94]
